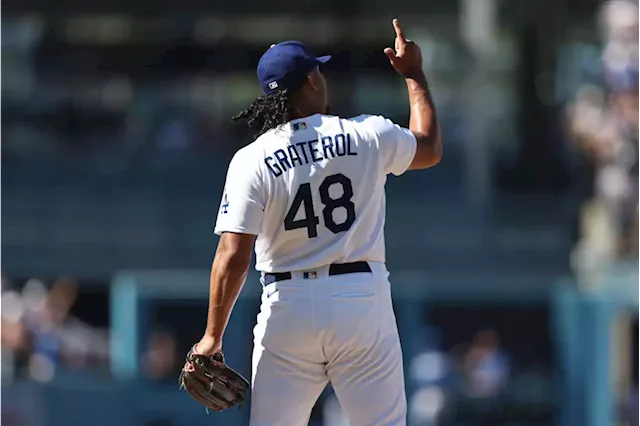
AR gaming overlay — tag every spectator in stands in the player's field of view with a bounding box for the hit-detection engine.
[457,329,511,426]
[1,276,28,383]
[50,276,109,371]
[462,328,511,400]
[567,0,639,274]
[25,278,71,381]
[599,0,638,69]
[141,328,179,383]
[19,276,109,381]
[408,327,453,426]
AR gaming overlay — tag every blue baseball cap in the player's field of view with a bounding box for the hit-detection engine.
[257,41,331,95]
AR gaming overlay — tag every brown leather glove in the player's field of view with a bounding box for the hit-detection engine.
[179,346,250,412]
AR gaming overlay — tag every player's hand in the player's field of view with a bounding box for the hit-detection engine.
[383,19,423,78]
[194,335,222,356]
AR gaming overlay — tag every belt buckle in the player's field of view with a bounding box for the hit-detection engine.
[302,271,318,280]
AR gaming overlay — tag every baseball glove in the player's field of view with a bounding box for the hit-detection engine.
[179,346,250,412]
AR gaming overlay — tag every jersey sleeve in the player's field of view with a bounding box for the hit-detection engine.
[213,150,265,236]
[351,114,417,176]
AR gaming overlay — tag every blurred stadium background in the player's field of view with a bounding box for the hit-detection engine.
[1,0,638,425]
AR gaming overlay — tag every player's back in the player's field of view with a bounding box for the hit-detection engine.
[215,113,417,273]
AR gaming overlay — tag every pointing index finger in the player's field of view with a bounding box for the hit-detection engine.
[392,18,406,41]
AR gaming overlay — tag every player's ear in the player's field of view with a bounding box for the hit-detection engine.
[306,67,322,91]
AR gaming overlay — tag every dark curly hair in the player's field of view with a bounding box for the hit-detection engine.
[231,89,295,138]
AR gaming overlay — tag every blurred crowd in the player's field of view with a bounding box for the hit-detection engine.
[563,7,638,424]
[1,15,263,169]
[406,328,512,426]
[1,275,109,383]
[1,275,183,385]
[566,0,639,282]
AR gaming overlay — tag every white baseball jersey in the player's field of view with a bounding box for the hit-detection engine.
[214,113,416,273]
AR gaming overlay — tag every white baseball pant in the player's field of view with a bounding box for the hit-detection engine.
[249,262,407,426]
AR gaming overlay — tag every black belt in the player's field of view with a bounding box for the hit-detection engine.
[262,261,371,286]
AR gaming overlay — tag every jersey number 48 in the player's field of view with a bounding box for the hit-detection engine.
[284,173,356,238]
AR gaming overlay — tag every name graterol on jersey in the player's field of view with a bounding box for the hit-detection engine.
[265,133,357,177]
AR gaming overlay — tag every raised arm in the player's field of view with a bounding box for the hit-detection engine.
[384,18,441,169]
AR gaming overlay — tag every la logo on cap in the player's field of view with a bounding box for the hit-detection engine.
[268,81,278,89]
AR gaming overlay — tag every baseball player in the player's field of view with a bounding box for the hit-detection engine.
[189,19,441,425]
